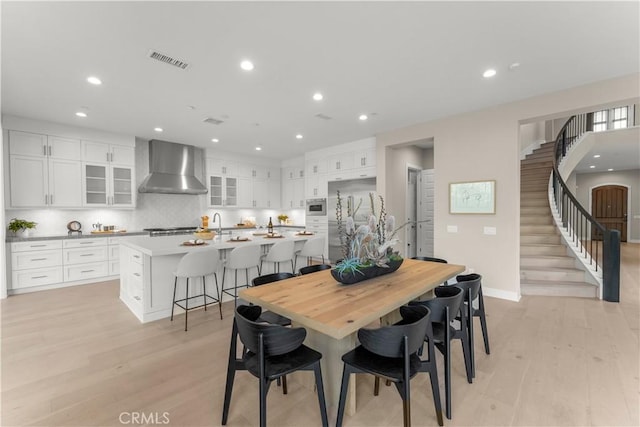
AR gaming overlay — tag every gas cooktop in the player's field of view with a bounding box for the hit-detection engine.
[144,227,198,237]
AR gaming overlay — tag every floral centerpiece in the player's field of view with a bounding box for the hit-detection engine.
[332,191,405,284]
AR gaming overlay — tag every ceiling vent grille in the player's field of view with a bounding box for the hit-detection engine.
[315,113,332,120]
[147,49,190,70]
[203,117,224,125]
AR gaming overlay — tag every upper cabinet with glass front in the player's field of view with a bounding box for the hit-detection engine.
[81,140,135,208]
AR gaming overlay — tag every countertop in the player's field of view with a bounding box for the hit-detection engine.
[5,224,306,243]
[120,230,316,257]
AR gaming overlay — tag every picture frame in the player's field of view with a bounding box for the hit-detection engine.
[449,180,496,214]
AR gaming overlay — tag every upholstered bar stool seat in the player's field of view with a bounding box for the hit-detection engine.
[293,236,326,270]
[222,245,261,306]
[260,240,295,274]
[171,248,222,331]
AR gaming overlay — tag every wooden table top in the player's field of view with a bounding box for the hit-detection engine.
[240,258,465,340]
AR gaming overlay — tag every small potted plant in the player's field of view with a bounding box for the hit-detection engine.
[277,214,289,225]
[8,218,37,238]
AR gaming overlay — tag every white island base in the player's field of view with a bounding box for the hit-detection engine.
[118,233,314,322]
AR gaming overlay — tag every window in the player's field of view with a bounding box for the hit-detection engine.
[593,110,608,132]
[612,106,628,129]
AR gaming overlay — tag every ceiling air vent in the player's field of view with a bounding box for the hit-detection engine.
[147,49,190,70]
[203,117,224,125]
[315,113,332,120]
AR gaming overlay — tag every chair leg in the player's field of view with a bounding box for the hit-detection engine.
[336,365,351,427]
[221,360,236,425]
[203,275,208,311]
[184,278,189,331]
[215,273,223,320]
[234,270,238,307]
[478,291,490,354]
[468,300,475,378]
[444,341,451,420]
[461,325,473,384]
[170,277,177,321]
[374,376,380,396]
[402,398,411,427]
[282,375,288,394]
[259,377,267,427]
[426,341,444,426]
[313,362,329,427]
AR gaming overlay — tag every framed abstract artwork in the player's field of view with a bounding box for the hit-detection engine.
[449,180,496,214]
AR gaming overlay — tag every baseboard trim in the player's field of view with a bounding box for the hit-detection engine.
[483,286,521,302]
[628,239,640,244]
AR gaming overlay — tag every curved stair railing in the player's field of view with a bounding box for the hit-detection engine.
[551,114,620,302]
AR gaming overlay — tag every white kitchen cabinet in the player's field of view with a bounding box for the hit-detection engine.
[282,177,305,209]
[83,164,135,207]
[237,177,252,207]
[353,148,376,169]
[251,167,280,208]
[208,159,237,176]
[305,173,328,199]
[10,239,63,290]
[82,140,135,166]
[8,131,83,208]
[306,158,328,176]
[208,175,248,207]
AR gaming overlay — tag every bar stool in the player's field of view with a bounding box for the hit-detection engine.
[260,240,295,274]
[221,245,261,306]
[293,236,325,270]
[170,248,222,331]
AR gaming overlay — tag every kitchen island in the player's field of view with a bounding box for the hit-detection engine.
[118,231,315,322]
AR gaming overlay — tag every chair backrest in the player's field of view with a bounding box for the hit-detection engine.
[175,248,221,278]
[298,264,332,275]
[357,305,430,358]
[299,236,326,257]
[235,305,306,356]
[455,273,482,301]
[265,240,295,262]
[227,244,261,269]
[411,256,448,264]
[252,272,295,287]
[411,285,463,324]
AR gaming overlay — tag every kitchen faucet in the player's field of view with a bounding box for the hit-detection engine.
[212,212,222,235]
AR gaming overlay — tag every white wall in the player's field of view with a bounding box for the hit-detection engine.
[519,121,546,155]
[575,169,640,242]
[376,73,640,302]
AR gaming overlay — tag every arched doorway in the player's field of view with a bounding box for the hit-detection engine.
[592,185,628,242]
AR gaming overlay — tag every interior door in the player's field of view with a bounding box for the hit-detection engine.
[406,169,418,258]
[592,185,627,242]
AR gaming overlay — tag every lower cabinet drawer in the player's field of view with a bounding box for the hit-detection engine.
[11,250,62,270]
[63,246,108,265]
[12,267,63,289]
[64,262,109,282]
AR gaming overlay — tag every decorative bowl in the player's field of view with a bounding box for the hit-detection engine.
[193,231,215,240]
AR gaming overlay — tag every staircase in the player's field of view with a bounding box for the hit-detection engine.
[520,142,597,298]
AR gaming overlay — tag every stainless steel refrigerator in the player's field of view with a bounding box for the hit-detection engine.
[327,177,376,262]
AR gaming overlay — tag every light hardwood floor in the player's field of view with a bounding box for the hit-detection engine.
[2,243,638,427]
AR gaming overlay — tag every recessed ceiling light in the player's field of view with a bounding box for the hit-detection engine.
[483,69,497,78]
[75,112,87,118]
[608,168,614,171]
[255,146,262,151]
[211,138,219,143]
[296,134,303,140]
[154,127,163,132]
[589,165,595,169]
[508,62,520,70]
[313,92,323,101]
[240,60,254,71]
[359,114,368,121]
[87,76,102,85]
[593,154,601,158]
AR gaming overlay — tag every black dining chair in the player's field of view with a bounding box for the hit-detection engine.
[298,264,332,275]
[410,285,471,420]
[455,273,490,373]
[251,272,295,327]
[336,305,443,427]
[222,305,329,427]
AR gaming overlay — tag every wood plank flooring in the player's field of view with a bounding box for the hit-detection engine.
[2,243,638,427]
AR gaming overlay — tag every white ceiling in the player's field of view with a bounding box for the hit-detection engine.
[2,1,638,160]
[574,127,640,174]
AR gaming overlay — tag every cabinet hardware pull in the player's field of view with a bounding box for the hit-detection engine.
[32,275,48,279]
[134,296,141,300]
[133,273,141,277]
[50,194,54,204]
[31,258,47,261]
[43,145,47,156]
[133,255,140,259]
[80,254,94,257]
[31,244,47,248]
[81,270,95,273]
[80,242,93,244]
[48,146,52,156]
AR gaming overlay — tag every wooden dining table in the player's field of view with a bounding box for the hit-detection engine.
[239,258,465,416]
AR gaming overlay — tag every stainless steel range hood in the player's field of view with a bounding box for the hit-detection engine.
[138,140,207,194]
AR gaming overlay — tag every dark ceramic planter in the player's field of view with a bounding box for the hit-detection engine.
[331,258,404,285]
